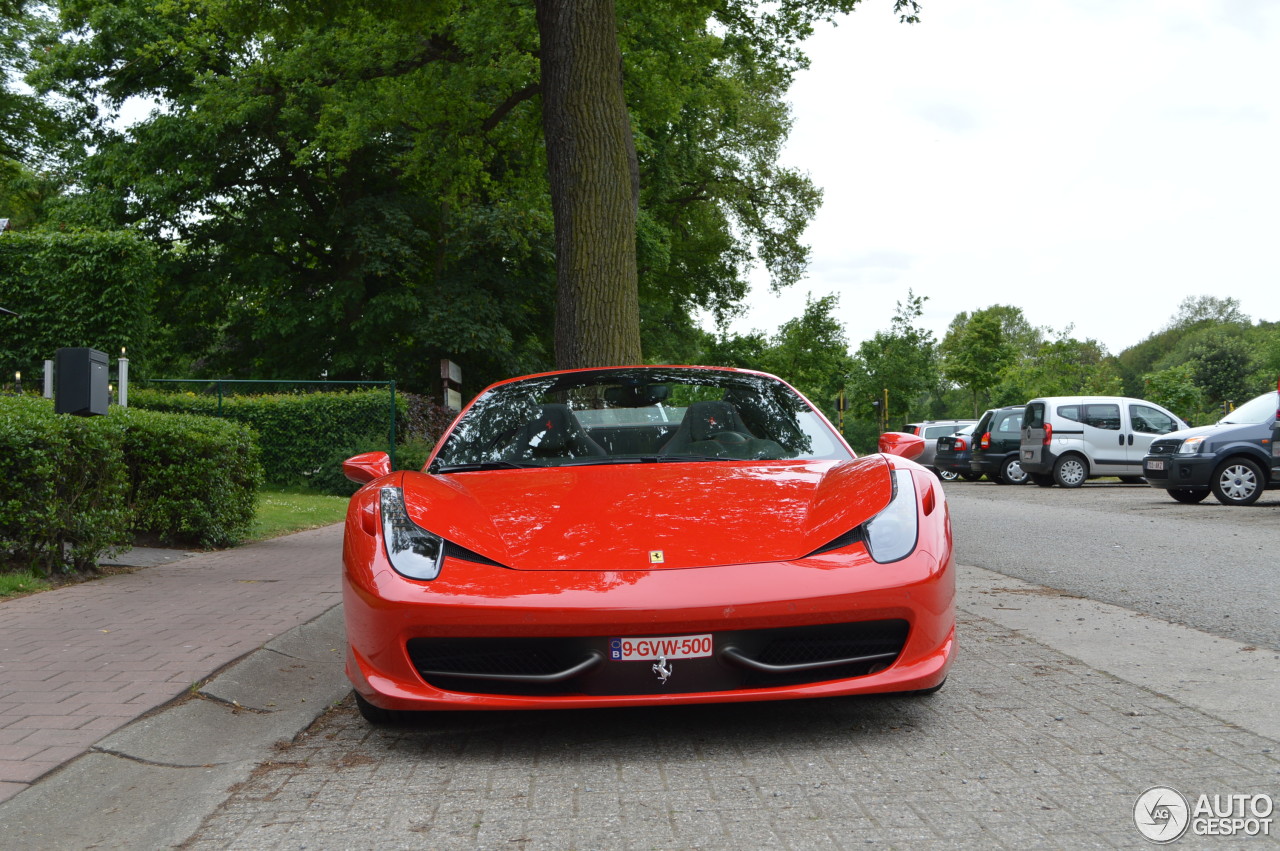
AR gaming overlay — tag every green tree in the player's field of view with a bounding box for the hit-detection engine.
[999,330,1120,400]
[939,309,1014,416]
[755,293,855,420]
[1189,332,1254,408]
[1142,363,1204,424]
[32,0,860,390]
[849,290,937,428]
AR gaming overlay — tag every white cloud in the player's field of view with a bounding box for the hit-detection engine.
[726,0,1280,354]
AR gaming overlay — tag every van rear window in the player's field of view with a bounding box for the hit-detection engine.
[1024,403,1045,429]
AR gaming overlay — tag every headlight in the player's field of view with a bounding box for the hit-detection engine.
[863,469,919,563]
[380,486,445,580]
[1177,436,1206,455]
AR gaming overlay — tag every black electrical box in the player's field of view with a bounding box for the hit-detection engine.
[55,347,109,416]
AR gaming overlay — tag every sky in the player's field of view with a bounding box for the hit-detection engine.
[722,0,1280,355]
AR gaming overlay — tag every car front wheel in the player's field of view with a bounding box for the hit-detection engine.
[1000,456,1029,485]
[1053,454,1088,488]
[354,690,414,725]
[1168,488,1209,504]
[1211,458,1265,506]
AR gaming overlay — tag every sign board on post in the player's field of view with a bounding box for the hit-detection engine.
[440,359,462,411]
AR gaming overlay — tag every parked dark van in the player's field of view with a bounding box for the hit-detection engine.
[970,405,1028,484]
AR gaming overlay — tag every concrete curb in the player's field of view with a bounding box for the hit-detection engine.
[0,605,350,849]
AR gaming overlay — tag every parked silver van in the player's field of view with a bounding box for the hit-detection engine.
[1019,396,1188,487]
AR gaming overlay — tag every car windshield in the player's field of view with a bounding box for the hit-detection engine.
[1220,390,1279,425]
[431,367,853,471]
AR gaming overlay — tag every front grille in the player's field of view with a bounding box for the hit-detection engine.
[1149,439,1181,455]
[406,620,910,697]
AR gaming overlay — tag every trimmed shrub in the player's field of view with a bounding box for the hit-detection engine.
[0,397,264,571]
[128,387,402,485]
[0,396,131,573]
[307,438,436,497]
[112,406,262,548]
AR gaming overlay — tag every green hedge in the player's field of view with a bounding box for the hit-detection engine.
[0,397,132,573]
[0,397,262,572]
[0,230,159,377]
[127,387,402,485]
[115,406,262,548]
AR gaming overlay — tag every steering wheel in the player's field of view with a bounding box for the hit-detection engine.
[711,431,750,445]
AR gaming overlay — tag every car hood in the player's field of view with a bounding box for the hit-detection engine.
[399,457,894,571]
[1156,422,1242,443]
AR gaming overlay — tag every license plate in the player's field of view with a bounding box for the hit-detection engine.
[1146,459,1165,471]
[1023,450,1033,460]
[610,634,713,661]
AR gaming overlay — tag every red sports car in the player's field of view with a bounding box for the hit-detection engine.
[341,366,955,723]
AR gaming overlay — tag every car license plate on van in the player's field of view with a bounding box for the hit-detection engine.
[1146,459,1164,471]
[1023,450,1033,460]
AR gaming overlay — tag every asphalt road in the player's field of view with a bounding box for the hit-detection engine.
[943,477,1280,651]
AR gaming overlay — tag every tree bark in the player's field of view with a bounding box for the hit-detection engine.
[535,0,642,369]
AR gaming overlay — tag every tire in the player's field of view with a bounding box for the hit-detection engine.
[961,472,983,482]
[1119,476,1146,484]
[1030,472,1055,488]
[1211,457,1265,506]
[1052,454,1088,488]
[1168,488,1210,504]
[910,677,946,696]
[936,468,959,481]
[354,690,412,725]
[1000,456,1029,485]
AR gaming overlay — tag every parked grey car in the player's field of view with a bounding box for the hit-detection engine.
[1142,386,1280,506]
[902,419,978,476]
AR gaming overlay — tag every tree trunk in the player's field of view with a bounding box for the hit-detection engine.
[535,0,642,369]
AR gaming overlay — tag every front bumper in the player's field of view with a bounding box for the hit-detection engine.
[343,546,955,712]
[1142,452,1214,490]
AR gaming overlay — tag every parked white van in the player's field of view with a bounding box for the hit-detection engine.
[1019,396,1188,487]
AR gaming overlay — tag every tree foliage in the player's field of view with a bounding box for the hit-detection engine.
[27,0,862,390]
[849,290,936,427]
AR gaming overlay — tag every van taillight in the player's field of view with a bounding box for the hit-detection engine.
[980,432,991,449]
[1042,423,1053,446]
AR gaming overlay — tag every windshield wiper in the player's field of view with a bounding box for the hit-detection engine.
[431,460,532,473]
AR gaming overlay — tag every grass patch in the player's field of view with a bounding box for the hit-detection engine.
[251,486,350,541]
[0,569,53,598]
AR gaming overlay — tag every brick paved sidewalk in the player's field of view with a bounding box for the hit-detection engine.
[0,524,344,804]
[185,610,1280,849]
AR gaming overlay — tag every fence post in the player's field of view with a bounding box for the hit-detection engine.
[389,380,397,470]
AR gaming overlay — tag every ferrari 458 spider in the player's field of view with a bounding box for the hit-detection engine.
[341,366,954,723]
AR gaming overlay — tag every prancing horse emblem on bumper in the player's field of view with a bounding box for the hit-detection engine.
[652,655,673,684]
[649,550,664,564]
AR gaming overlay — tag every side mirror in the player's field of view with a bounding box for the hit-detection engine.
[343,451,392,484]
[878,431,925,461]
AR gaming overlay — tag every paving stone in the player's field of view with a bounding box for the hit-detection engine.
[180,612,1280,849]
